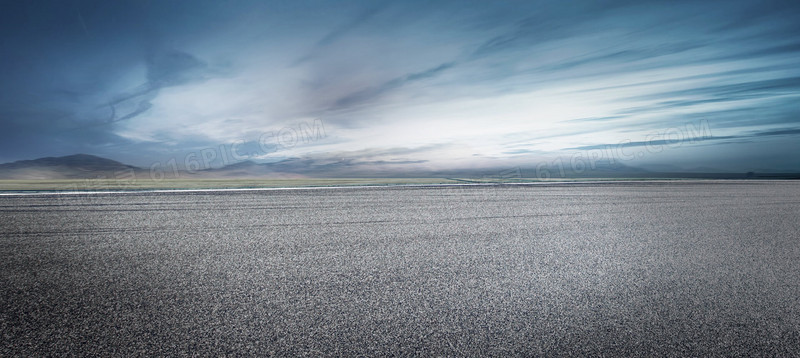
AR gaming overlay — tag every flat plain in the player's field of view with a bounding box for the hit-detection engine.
[1,181,799,356]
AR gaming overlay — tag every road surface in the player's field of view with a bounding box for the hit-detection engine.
[2,181,799,356]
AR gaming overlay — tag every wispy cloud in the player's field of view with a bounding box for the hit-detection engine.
[564,127,800,151]
[332,62,456,110]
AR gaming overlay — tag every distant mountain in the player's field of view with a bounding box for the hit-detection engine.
[1,154,797,180]
[0,154,140,179]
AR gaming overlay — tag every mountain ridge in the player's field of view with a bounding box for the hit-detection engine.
[0,154,797,180]
[0,154,139,179]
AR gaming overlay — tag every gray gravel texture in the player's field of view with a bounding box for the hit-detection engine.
[2,181,800,356]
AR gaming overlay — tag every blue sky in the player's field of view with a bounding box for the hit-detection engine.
[1,0,799,173]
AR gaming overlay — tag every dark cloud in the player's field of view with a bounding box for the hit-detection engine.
[292,4,388,66]
[471,11,586,58]
[626,77,800,102]
[572,62,800,96]
[332,62,456,110]
[564,127,800,151]
[752,128,800,137]
[542,43,703,73]
[99,49,210,125]
[315,5,384,48]
[604,76,800,131]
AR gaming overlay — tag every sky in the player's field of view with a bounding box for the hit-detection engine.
[1,0,799,174]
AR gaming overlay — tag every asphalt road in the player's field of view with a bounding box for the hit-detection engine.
[2,181,800,356]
